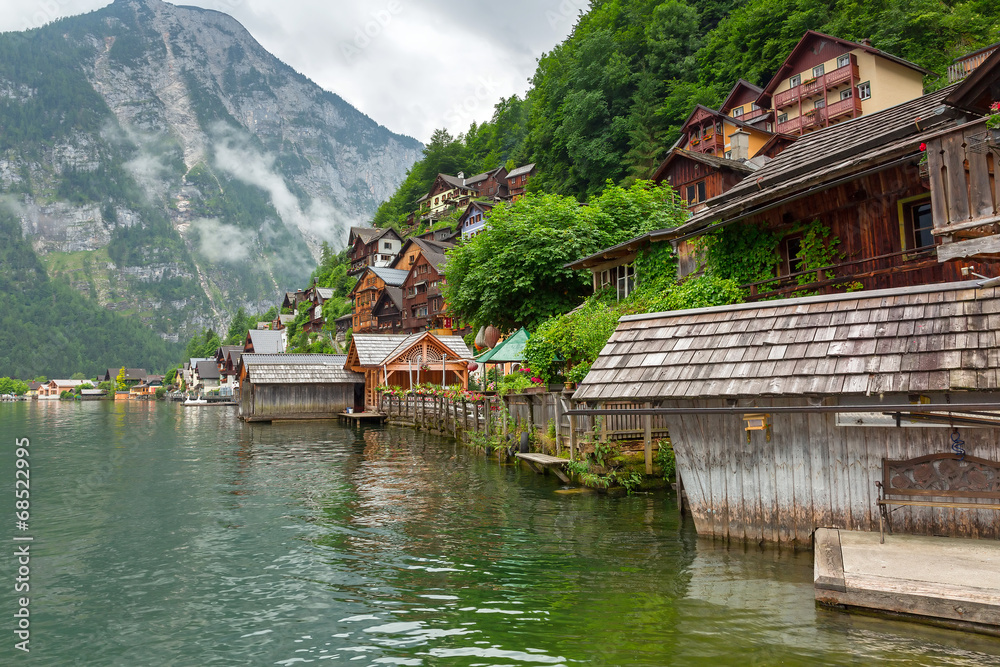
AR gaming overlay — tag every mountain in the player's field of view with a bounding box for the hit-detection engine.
[0,0,421,344]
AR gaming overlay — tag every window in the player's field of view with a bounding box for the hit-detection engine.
[733,106,744,117]
[840,89,853,101]
[900,196,934,252]
[685,180,707,204]
[783,236,803,276]
[790,74,801,88]
[697,181,706,202]
[383,242,393,250]
[750,102,759,111]
[814,99,826,109]
[685,185,696,202]
[725,151,732,159]
[616,264,635,300]
[837,54,850,69]
[812,64,825,78]
[777,113,788,124]
[858,81,871,100]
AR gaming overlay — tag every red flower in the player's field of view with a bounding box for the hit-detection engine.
[919,142,926,151]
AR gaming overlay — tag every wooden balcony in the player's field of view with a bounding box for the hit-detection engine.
[948,46,998,83]
[777,116,804,134]
[824,95,862,121]
[772,61,859,109]
[927,120,1000,262]
[687,133,725,154]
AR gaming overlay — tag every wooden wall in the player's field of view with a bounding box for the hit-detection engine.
[242,383,361,422]
[664,398,1000,545]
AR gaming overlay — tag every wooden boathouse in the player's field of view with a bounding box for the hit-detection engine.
[575,282,1000,545]
[238,354,365,422]
[347,332,474,409]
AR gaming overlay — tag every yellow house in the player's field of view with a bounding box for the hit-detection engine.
[758,31,930,136]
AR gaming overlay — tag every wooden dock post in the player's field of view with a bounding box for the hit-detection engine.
[568,399,577,461]
[643,401,653,475]
[553,393,562,455]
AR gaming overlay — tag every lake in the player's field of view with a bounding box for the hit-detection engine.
[2,400,999,665]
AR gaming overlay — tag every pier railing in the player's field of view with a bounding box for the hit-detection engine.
[381,390,668,456]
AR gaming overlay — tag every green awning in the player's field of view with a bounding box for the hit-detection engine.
[475,328,530,364]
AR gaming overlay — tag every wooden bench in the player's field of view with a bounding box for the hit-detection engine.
[875,452,1000,544]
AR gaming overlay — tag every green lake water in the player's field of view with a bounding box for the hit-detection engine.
[2,400,1000,666]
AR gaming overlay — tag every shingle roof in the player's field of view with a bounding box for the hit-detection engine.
[195,360,221,380]
[507,163,536,179]
[350,226,395,245]
[575,281,1000,402]
[352,334,474,367]
[651,148,756,183]
[370,267,410,286]
[241,354,348,366]
[375,286,403,311]
[316,288,334,301]
[245,356,363,384]
[246,330,285,354]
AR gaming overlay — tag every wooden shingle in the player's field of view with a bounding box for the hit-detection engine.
[576,282,1000,401]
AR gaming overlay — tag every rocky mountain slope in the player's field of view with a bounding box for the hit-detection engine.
[0,0,421,340]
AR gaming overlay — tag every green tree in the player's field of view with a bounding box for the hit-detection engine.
[0,377,29,395]
[115,367,127,392]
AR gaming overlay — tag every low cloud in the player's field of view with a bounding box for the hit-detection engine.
[210,123,349,245]
[191,217,254,263]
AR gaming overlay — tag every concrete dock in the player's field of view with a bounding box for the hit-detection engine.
[815,528,1000,636]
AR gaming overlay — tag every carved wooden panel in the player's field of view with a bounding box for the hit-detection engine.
[884,453,1000,499]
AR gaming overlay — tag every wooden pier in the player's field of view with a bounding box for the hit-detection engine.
[515,452,571,483]
[338,411,386,425]
[815,528,1000,636]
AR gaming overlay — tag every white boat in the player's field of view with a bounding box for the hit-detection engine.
[183,396,209,406]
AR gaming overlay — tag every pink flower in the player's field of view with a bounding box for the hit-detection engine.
[919,142,926,151]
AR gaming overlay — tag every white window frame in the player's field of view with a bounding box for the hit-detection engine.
[840,89,853,101]
[858,81,871,100]
[733,106,744,117]
[812,64,825,78]
[837,54,850,69]
[790,74,801,88]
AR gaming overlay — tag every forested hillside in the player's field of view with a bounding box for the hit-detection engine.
[372,0,1000,224]
[0,211,181,378]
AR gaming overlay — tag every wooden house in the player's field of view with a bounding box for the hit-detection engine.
[459,200,496,239]
[464,166,508,199]
[948,40,999,83]
[651,148,756,212]
[505,164,536,200]
[678,104,776,160]
[756,31,930,137]
[346,333,474,408]
[418,174,477,223]
[238,354,365,422]
[575,282,1000,545]
[334,313,353,337]
[371,286,404,333]
[670,72,1000,297]
[130,376,163,400]
[349,266,409,334]
[348,227,403,276]
[399,242,452,334]
[215,346,243,388]
[102,368,148,386]
[719,79,771,130]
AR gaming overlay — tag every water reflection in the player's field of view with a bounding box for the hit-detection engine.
[2,403,999,665]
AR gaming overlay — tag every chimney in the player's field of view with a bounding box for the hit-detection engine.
[729,130,750,161]
[860,38,871,46]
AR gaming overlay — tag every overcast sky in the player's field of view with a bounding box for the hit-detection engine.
[0,0,586,143]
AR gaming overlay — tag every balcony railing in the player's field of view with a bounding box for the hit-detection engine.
[773,61,859,108]
[688,133,725,154]
[927,119,1000,263]
[948,47,998,83]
